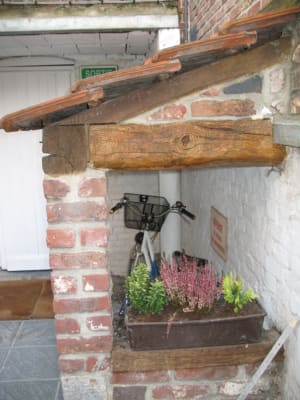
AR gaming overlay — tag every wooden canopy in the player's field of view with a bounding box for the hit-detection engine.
[0,5,299,133]
[1,6,298,171]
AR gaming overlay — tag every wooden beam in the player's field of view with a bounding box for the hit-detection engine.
[89,120,286,170]
[57,38,291,126]
[112,330,282,372]
[42,125,88,175]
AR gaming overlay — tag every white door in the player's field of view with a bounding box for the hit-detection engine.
[0,66,74,270]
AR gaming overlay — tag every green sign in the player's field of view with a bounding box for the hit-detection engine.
[80,66,117,79]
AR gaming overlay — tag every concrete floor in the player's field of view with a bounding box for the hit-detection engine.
[0,269,62,399]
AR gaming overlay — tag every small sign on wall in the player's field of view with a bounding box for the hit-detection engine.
[210,207,228,261]
[80,66,117,80]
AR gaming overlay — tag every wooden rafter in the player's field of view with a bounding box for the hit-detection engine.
[56,37,291,126]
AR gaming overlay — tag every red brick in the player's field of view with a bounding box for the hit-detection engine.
[80,227,108,247]
[200,88,220,96]
[53,295,111,314]
[43,179,70,199]
[50,251,108,270]
[113,386,146,400]
[245,1,260,17]
[86,315,112,331]
[47,229,75,248]
[244,363,259,375]
[47,201,107,223]
[270,67,285,94]
[56,335,113,354]
[79,177,106,197]
[51,275,77,295]
[292,44,300,63]
[58,357,84,373]
[86,356,110,372]
[82,274,110,292]
[152,384,209,399]
[150,104,187,120]
[175,366,238,380]
[112,371,170,384]
[55,317,80,334]
[291,67,300,91]
[291,93,300,114]
[191,99,255,117]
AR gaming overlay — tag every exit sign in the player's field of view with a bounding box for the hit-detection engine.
[80,66,117,79]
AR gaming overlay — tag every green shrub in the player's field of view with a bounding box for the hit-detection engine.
[222,273,257,313]
[126,263,167,315]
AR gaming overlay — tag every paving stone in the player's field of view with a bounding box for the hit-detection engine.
[0,346,59,380]
[0,321,22,347]
[14,319,56,346]
[0,380,60,400]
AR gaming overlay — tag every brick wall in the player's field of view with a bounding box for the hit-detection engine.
[112,362,282,399]
[189,0,273,40]
[178,21,300,400]
[42,15,300,400]
[44,170,112,399]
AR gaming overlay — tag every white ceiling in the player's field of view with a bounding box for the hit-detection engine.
[0,31,157,58]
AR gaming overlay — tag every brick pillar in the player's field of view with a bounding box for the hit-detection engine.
[44,170,112,400]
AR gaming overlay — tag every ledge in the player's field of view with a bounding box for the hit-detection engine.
[112,329,283,373]
[273,117,300,148]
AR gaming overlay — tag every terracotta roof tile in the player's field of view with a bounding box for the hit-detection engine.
[1,5,300,132]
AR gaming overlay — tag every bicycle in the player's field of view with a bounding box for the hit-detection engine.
[110,193,196,315]
[110,193,196,277]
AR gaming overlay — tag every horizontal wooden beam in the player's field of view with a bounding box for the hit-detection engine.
[89,119,286,170]
[57,37,291,126]
[112,329,282,372]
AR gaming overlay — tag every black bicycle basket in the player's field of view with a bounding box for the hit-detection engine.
[123,193,170,232]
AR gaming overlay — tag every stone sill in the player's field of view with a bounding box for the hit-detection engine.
[112,329,282,373]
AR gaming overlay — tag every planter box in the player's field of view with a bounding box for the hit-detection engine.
[126,301,265,350]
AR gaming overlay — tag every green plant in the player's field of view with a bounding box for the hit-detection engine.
[222,273,257,313]
[126,263,167,315]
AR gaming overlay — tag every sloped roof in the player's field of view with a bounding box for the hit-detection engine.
[1,5,300,132]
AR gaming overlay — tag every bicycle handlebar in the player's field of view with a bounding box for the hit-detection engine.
[110,196,196,220]
[174,201,196,220]
[109,201,125,214]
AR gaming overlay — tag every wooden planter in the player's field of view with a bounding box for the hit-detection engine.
[126,301,265,351]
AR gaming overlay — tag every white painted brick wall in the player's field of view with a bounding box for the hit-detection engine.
[181,148,300,399]
[107,171,159,276]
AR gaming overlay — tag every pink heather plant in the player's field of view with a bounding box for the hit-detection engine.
[160,256,223,312]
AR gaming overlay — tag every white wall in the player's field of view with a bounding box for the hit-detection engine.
[181,148,300,399]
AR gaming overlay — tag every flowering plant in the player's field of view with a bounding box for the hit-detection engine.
[160,256,223,312]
